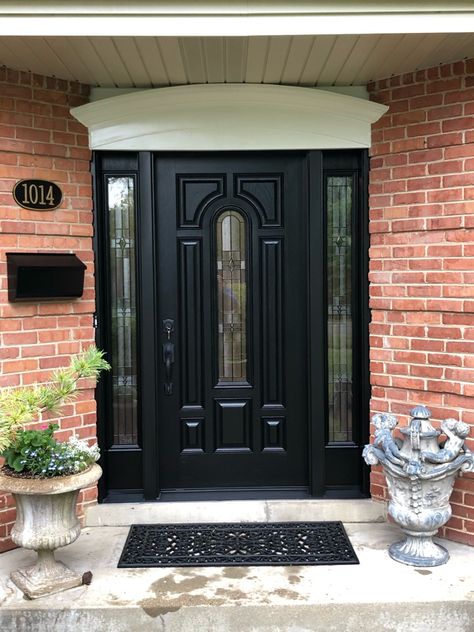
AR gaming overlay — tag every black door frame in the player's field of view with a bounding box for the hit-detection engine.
[93,149,369,501]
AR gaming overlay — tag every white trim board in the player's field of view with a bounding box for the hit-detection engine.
[2,13,474,36]
[71,84,387,151]
[89,86,371,103]
[3,2,473,13]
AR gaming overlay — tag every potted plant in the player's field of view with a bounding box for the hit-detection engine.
[0,346,110,599]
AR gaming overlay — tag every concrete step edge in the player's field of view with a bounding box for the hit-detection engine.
[1,600,473,632]
[85,498,387,527]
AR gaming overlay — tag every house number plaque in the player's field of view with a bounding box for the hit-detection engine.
[13,179,63,211]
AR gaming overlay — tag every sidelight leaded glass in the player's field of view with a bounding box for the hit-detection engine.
[108,177,138,445]
[327,176,353,443]
[216,210,247,382]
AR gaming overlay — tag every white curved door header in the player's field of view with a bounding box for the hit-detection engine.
[71,83,387,151]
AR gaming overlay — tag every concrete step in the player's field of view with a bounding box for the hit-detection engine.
[1,523,473,632]
[85,498,386,526]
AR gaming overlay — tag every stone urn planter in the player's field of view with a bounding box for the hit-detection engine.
[0,463,102,599]
[363,406,474,567]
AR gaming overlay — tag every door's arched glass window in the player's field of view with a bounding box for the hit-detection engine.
[216,210,247,382]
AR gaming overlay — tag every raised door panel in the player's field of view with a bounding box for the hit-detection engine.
[260,238,284,408]
[178,239,204,410]
[177,175,225,228]
[235,175,283,227]
[214,399,252,452]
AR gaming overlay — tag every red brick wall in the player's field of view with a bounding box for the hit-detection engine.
[368,58,474,545]
[0,69,94,552]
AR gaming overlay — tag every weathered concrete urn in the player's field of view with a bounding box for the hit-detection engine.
[0,463,102,599]
[363,406,474,567]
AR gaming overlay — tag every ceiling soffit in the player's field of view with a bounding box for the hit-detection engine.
[0,34,472,88]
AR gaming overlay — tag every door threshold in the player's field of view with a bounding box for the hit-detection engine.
[86,498,386,527]
[102,487,310,503]
[158,487,311,501]
[102,485,367,503]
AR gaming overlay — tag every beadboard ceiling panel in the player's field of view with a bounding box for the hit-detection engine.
[349,34,400,85]
[279,36,313,85]
[298,36,335,86]
[67,38,115,86]
[134,38,170,86]
[203,39,225,83]
[334,34,380,85]
[45,37,95,85]
[245,37,268,84]
[0,39,29,74]
[226,38,248,83]
[91,38,133,86]
[422,32,473,69]
[158,38,188,84]
[398,33,451,76]
[317,35,359,85]
[19,37,75,81]
[0,34,473,88]
[372,34,429,82]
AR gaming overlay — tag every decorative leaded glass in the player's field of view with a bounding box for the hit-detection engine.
[216,210,247,382]
[108,177,138,445]
[327,176,353,443]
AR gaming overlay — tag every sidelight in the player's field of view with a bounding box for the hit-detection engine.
[107,176,138,446]
[327,176,353,443]
[216,210,247,382]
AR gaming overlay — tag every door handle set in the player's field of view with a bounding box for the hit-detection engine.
[162,341,174,395]
[162,319,175,395]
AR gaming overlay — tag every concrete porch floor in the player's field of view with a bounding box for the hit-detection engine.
[0,502,473,631]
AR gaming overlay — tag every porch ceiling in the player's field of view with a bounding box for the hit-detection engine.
[0,33,473,88]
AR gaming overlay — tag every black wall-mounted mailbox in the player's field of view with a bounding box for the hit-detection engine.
[7,253,86,302]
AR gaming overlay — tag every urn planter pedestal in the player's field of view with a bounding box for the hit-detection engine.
[0,463,101,599]
[363,406,474,567]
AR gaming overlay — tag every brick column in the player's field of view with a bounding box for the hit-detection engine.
[368,59,474,545]
[0,69,94,552]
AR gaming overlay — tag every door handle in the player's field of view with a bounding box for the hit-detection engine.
[163,341,175,395]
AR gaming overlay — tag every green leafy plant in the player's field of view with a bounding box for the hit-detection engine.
[2,423,101,477]
[0,346,110,477]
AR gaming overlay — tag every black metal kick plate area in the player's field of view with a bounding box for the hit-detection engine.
[117,521,359,567]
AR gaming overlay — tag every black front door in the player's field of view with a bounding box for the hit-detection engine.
[155,153,309,492]
[95,149,369,501]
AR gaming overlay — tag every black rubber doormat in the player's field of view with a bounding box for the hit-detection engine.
[118,521,359,567]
